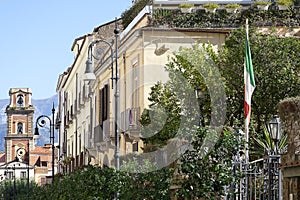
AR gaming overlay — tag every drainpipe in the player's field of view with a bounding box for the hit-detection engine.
[75,73,78,167]
[89,86,94,165]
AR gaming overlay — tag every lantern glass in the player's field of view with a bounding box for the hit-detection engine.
[267,115,281,141]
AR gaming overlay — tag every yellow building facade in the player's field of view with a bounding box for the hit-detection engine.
[56,4,230,171]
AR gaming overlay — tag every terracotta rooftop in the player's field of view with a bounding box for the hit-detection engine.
[30,155,39,166]
[0,153,5,163]
[31,145,52,155]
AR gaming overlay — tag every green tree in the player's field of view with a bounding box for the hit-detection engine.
[121,159,173,199]
[140,82,182,152]
[30,165,173,200]
[139,43,240,199]
[0,179,38,200]
[215,27,300,133]
[175,128,240,199]
[213,27,300,160]
[140,43,227,151]
[31,166,125,200]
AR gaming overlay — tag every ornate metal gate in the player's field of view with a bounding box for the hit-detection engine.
[224,152,281,200]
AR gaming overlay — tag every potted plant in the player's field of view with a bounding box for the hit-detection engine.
[225,3,241,13]
[179,3,194,13]
[277,0,293,10]
[254,1,272,10]
[202,3,220,13]
[62,156,72,165]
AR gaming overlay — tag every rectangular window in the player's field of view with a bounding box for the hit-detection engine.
[99,89,103,125]
[67,139,70,157]
[6,172,13,179]
[103,85,108,121]
[78,134,81,156]
[99,84,109,126]
[131,61,139,108]
[42,161,47,167]
[20,171,27,179]
[63,130,67,153]
[133,142,138,152]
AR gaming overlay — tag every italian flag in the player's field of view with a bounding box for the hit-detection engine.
[244,24,255,129]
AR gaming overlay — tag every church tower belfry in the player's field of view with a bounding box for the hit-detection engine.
[5,88,34,163]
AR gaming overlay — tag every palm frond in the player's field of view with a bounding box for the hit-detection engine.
[253,125,287,156]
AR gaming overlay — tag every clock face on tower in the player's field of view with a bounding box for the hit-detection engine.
[16,148,26,160]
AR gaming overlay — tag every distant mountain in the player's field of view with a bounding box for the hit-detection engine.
[0,94,58,151]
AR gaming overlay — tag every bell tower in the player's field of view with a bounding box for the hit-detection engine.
[5,88,35,163]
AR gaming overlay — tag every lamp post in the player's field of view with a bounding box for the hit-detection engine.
[267,115,281,154]
[84,19,120,170]
[266,114,282,200]
[13,164,16,200]
[34,103,55,183]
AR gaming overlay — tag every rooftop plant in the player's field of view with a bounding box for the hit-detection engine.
[277,0,293,5]
[253,1,272,5]
[151,7,300,28]
[121,0,152,29]
[225,3,242,8]
[202,3,220,9]
[178,3,194,8]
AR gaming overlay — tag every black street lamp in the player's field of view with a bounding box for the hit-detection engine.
[13,164,16,200]
[34,103,55,183]
[84,19,120,170]
[265,114,282,200]
[267,114,281,154]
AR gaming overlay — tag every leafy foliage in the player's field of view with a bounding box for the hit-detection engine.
[178,3,194,8]
[277,0,293,6]
[140,43,240,198]
[140,43,217,151]
[253,126,287,157]
[121,0,152,29]
[225,3,242,9]
[0,180,38,200]
[121,160,174,199]
[140,83,182,152]
[215,27,300,133]
[175,128,240,199]
[202,3,220,9]
[151,7,300,28]
[30,165,173,200]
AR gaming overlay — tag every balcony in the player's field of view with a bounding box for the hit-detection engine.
[94,122,110,143]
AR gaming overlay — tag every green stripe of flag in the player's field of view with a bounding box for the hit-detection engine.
[245,33,255,88]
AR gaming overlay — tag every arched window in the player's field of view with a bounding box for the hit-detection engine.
[17,122,23,134]
[17,94,24,107]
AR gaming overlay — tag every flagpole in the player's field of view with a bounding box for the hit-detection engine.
[241,18,250,200]
[245,18,249,163]
[241,18,256,199]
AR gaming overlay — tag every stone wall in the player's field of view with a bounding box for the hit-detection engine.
[279,96,300,200]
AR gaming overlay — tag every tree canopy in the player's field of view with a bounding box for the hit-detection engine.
[140,43,240,199]
[216,27,300,133]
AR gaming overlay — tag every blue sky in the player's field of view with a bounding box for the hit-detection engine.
[0,0,132,99]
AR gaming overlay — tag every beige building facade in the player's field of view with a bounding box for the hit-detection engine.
[56,3,229,171]
[55,34,92,172]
